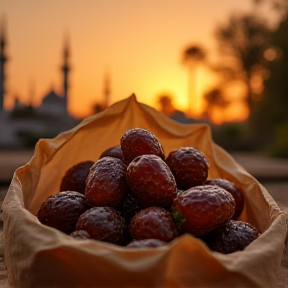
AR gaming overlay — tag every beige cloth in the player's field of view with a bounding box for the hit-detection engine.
[2,95,287,288]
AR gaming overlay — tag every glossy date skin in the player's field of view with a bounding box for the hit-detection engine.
[202,220,260,254]
[75,207,126,245]
[37,126,262,251]
[119,192,142,225]
[99,145,124,161]
[85,157,128,208]
[129,207,179,242]
[204,178,245,220]
[120,128,165,164]
[60,161,94,195]
[37,191,90,234]
[126,154,177,208]
[166,147,209,190]
[172,185,235,236]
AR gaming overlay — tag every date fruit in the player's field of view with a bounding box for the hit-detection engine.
[166,147,209,190]
[85,157,127,208]
[60,161,94,194]
[120,128,164,164]
[75,206,126,245]
[37,191,90,234]
[172,185,235,236]
[203,220,260,254]
[126,154,177,208]
[204,178,245,220]
[119,192,142,224]
[99,145,124,161]
[129,207,179,242]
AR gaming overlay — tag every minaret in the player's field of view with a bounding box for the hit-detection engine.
[0,19,8,111]
[103,70,111,109]
[61,34,70,114]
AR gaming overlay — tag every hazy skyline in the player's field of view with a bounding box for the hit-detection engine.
[1,0,254,121]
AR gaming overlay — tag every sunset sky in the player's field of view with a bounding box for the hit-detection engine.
[1,0,256,121]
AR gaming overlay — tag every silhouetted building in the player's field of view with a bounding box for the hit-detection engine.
[61,35,70,114]
[0,21,7,111]
[39,89,67,117]
[0,32,79,148]
[103,71,111,109]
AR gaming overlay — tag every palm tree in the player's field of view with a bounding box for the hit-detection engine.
[215,13,271,121]
[158,94,175,116]
[204,88,229,122]
[183,45,206,117]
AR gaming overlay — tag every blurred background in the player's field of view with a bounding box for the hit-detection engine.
[1,2,288,283]
[0,0,287,156]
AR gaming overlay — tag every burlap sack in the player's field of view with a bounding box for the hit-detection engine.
[2,95,287,288]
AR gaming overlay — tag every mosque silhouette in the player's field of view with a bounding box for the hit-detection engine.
[0,20,198,148]
[0,24,109,148]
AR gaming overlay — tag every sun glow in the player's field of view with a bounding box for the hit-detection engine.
[210,80,249,124]
[1,0,254,124]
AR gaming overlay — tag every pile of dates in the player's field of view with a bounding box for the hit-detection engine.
[37,128,260,253]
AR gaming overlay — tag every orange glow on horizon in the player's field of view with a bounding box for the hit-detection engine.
[1,0,254,123]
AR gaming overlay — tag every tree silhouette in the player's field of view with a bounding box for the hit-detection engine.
[204,88,229,122]
[183,45,206,117]
[254,8,288,156]
[215,13,271,121]
[158,94,175,116]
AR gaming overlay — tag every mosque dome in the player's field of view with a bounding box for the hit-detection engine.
[39,89,66,117]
